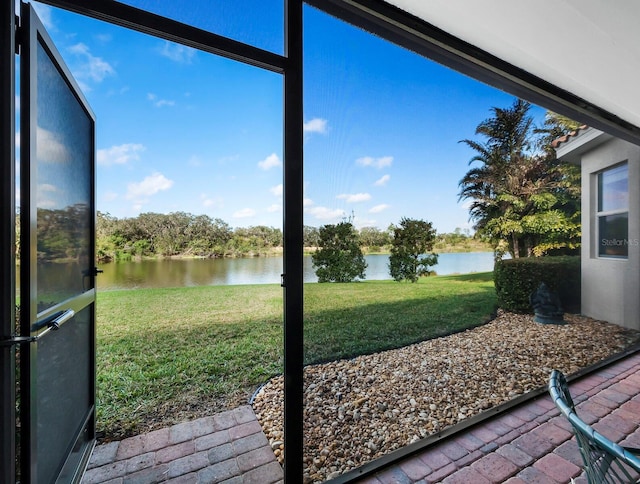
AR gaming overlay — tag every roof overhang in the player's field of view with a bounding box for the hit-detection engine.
[310,0,640,145]
[383,1,640,128]
[555,127,613,164]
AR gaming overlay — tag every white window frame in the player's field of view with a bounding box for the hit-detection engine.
[596,162,629,259]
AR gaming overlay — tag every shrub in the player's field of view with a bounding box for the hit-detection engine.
[494,256,580,313]
[312,222,367,283]
[389,217,438,283]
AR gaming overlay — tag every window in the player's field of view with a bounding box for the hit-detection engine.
[597,163,628,258]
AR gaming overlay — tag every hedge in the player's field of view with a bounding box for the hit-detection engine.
[494,256,580,313]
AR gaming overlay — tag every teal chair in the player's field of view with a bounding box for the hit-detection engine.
[549,370,640,483]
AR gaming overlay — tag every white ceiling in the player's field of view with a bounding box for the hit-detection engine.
[384,0,640,130]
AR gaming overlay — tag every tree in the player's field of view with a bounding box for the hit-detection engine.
[303,225,320,247]
[389,217,438,282]
[458,99,581,258]
[96,211,121,261]
[311,222,367,283]
[359,226,392,251]
[185,215,233,257]
[229,225,282,256]
[95,211,234,260]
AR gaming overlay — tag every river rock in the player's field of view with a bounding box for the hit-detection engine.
[252,310,639,483]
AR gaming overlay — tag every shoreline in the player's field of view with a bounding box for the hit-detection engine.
[95,247,496,264]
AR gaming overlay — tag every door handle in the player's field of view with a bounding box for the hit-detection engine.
[82,267,104,277]
[82,267,103,291]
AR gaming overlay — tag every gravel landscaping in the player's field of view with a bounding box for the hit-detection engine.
[251,310,640,483]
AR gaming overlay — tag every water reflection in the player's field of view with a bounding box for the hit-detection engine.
[78,252,496,290]
[35,37,93,311]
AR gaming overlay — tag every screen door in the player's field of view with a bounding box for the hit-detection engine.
[20,2,97,482]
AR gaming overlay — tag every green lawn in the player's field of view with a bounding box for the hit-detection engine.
[96,272,496,440]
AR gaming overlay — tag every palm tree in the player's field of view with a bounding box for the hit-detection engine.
[458,99,580,257]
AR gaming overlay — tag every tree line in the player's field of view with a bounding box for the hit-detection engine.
[96,211,283,261]
[93,211,481,263]
[18,208,483,263]
[91,212,489,262]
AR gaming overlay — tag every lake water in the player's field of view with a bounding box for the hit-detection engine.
[93,252,497,290]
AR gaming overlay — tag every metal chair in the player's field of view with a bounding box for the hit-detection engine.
[549,369,640,483]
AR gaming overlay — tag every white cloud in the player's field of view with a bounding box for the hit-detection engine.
[200,194,223,209]
[39,183,58,193]
[107,86,130,97]
[337,193,371,203]
[159,41,196,63]
[68,43,115,84]
[233,208,256,218]
[270,184,283,197]
[303,118,328,134]
[95,34,112,43]
[355,218,377,229]
[303,198,314,207]
[147,93,175,108]
[37,198,57,209]
[306,206,345,221]
[267,204,281,213]
[374,174,391,186]
[258,153,281,170]
[37,126,70,164]
[126,172,173,199]
[356,156,393,169]
[37,184,59,209]
[369,204,390,213]
[97,143,145,166]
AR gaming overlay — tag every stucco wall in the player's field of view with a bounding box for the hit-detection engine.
[580,137,640,330]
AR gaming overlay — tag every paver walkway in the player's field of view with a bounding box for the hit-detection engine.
[82,351,640,483]
[82,405,283,484]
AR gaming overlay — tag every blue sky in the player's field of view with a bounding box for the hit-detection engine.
[25,1,547,233]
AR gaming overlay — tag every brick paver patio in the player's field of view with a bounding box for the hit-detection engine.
[356,350,640,483]
[82,406,283,484]
[82,351,640,483]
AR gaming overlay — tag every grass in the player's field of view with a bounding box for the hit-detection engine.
[303,272,496,363]
[96,272,496,440]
